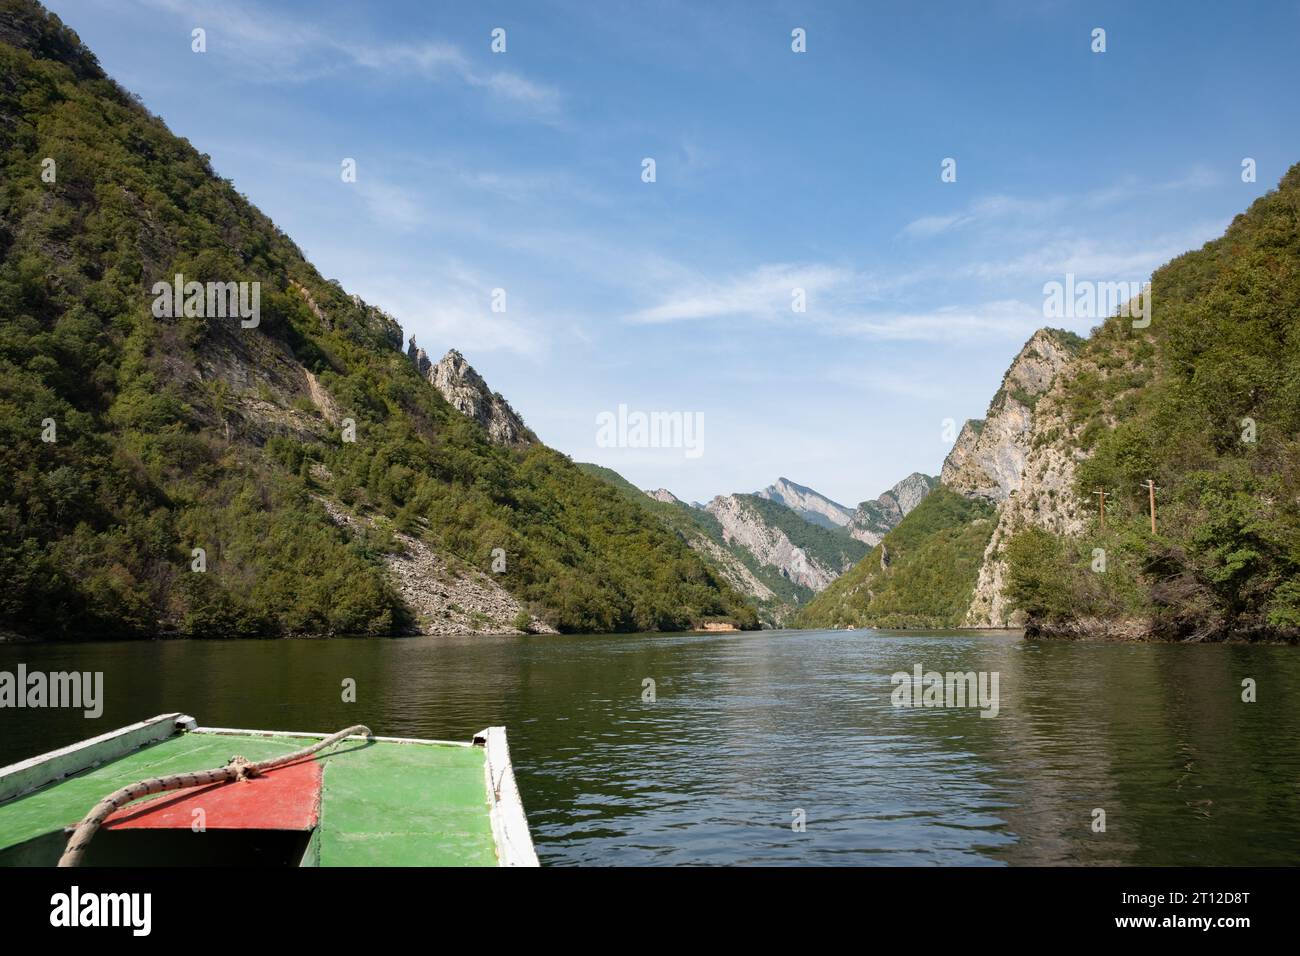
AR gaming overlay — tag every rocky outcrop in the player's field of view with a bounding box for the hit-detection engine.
[755,478,855,529]
[955,329,1089,626]
[705,494,840,592]
[847,472,937,545]
[408,341,533,446]
[940,329,1079,503]
[407,336,432,378]
[303,369,341,426]
[315,496,556,635]
[686,534,777,603]
[941,420,984,487]
[645,488,681,504]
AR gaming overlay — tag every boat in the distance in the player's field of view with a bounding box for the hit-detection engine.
[0,713,539,867]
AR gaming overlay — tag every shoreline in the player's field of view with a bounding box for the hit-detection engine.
[5,621,1298,645]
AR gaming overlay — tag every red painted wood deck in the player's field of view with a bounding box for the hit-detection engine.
[101,758,322,831]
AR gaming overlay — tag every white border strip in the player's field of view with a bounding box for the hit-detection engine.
[0,713,189,804]
[475,726,540,867]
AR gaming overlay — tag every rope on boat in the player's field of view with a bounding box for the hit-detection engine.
[57,724,373,867]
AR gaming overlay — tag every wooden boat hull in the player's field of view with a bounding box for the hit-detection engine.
[0,714,539,867]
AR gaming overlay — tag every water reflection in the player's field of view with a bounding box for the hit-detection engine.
[1,630,1296,865]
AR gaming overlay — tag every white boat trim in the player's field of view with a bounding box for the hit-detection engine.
[192,726,472,748]
[475,726,540,867]
[0,712,190,804]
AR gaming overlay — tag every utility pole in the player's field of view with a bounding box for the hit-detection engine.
[1093,488,1108,530]
[1141,480,1159,534]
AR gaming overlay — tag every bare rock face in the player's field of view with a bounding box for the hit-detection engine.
[756,478,855,529]
[941,419,984,487]
[407,336,431,379]
[409,342,532,447]
[705,494,839,592]
[940,329,1078,502]
[887,472,935,515]
[962,383,1089,626]
[957,330,1090,626]
[847,472,937,545]
[315,497,556,635]
[686,534,777,603]
[645,488,681,504]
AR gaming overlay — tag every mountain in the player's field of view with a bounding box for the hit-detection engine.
[705,494,867,592]
[795,486,996,629]
[803,164,1300,641]
[752,473,939,547]
[577,465,875,625]
[755,477,855,529]
[0,1,758,639]
[796,330,1081,629]
[846,472,938,545]
[990,165,1300,641]
[576,464,805,625]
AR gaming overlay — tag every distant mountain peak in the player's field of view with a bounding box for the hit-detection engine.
[755,477,854,530]
[846,473,938,545]
[407,339,532,446]
[645,488,681,504]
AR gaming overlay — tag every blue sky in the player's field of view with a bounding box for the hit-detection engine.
[48,0,1300,506]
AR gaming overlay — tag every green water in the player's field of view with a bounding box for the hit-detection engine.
[2,629,1297,865]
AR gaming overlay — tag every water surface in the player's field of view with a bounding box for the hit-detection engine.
[2,629,1297,865]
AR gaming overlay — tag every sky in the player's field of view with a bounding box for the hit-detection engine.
[46,0,1300,507]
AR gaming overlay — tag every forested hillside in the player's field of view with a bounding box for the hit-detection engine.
[1005,164,1300,641]
[0,0,757,639]
[795,487,995,629]
[802,165,1300,641]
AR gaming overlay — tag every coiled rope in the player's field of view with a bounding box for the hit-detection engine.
[58,724,372,867]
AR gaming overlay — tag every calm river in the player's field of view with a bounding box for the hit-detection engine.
[2,628,1298,865]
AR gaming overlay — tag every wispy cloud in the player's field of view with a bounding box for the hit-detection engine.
[626,263,856,325]
[353,178,424,228]
[899,169,1219,240]
[956,222,1229,282]
[830,300,1048,343]
[900,212,974,239]
[623,261,1058,343]
[139,0,561,114]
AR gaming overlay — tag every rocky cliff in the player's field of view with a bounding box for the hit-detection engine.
[706,494,855,592]
[800,328,1085,630]
[408,340,533,446]
[941,328,1087,625]
[962,368,1091,626]
[940,329,1082,502]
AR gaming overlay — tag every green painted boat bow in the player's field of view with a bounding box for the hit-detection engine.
[0,714,540,867]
